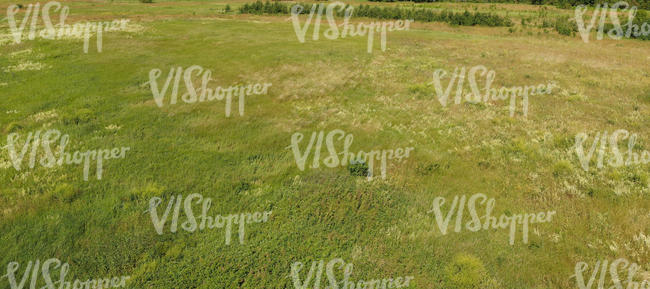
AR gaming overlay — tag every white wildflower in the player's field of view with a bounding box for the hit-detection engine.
[29,110,58,122]
[4,61,50,72]
[608,241,619,252]
[550,233,560,243]
[105,124,122,131]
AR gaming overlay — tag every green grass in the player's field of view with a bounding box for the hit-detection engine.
[0,0,649,288]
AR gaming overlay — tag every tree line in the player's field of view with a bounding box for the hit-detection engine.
[368,0,649,10]
[239,1,514,27]
[539,0,649,9]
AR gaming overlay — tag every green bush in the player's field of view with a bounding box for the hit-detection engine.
[623,10,650,41]
[554,16,576,36]
[348,160,370,177]
[240,1,289,15]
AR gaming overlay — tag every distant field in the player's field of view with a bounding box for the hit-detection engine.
[0,0,648,288]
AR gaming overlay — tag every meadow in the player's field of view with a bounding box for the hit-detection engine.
[0,0,649,288]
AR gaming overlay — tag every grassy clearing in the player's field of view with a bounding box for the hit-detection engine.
[0,0,649,288]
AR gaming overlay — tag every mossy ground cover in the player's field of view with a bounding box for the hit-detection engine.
[0,0,648,288]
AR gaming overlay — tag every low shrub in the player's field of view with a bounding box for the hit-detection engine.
[348,160,370,177]
[554,16,576,36]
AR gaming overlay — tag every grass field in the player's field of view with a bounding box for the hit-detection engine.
[0,0,649,288]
